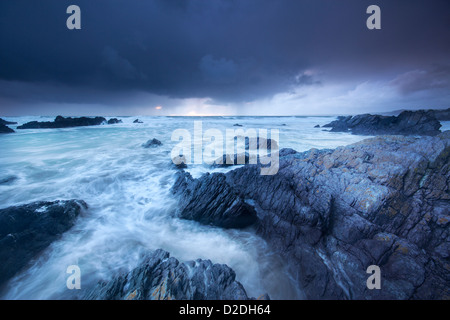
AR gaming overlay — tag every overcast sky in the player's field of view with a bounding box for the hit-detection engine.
[0,0,449,116]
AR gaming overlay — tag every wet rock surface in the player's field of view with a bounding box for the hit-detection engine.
[323,110,442,136]
[0,200,87,287]
[84,249,251,300]
[171,132,450,299]
[17,116,107,129]
[142,138,162,148]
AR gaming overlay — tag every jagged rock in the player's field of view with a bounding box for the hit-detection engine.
[314,125,320,128]
[107,118,123,124]
[17,116,106,129]
[142,138,162,148]
[171,131,450,299]
[172,171,257,228]
[0,118,17,125]
[133,119,143,123]
[0,200,87,287]
[84,249,250,300]
[323,110,442,136]
[0,124,14,133]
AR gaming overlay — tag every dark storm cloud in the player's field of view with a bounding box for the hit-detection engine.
[390,65,450,95]
[0,0,449,114]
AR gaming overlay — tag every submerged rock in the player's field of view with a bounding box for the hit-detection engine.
[142,138,162,148]
[323,110,442,136]
[431,107,450,121]
[0,200,87,287]
[133,119,143,123]
[84,249,250,300]
[171,131,450,299]
[107,118,123,124]
[17,116,106,129]
[0,124,14,133]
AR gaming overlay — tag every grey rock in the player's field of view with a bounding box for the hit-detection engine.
[0,124,14,133]
[107,118,123,124]
[172,171,258,228]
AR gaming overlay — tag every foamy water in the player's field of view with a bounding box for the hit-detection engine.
[0,116,388,299]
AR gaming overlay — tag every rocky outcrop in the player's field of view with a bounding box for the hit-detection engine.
[0,124,14,133]
[84,249,250,300]
[17,116,107,129]
[142,138,162,148]
[133,119,143,123]
[431,108,450,121]
[107,118,123,124]
[323,110,442,136]
[172,171,257,228]
[0,118,17,125]
[0,200,87,287]
[171,132,450,299]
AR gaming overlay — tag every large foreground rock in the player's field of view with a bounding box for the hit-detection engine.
[17,116,107,129]
[171,131,450,299]
[323,110,442,136]
[84,249,250,300]
[0,200,87,287]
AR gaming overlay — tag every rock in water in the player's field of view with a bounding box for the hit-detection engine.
[133,119,143,123]
[0,200,87,286]
[430,107,450,121]
[17,116,106,129]
[0,118,17,125]
[0,124,14,133]
[84,249,250,300]
[107,118,123,124]
[172,171,258,228]
[323,110,442,136]
[172,155,188,169]
[171,131,450,299]
[142,138,162,148]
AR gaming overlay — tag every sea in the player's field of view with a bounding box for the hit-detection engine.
[1,116,449,299]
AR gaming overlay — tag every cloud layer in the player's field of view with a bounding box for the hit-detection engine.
[0,0,449,115]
